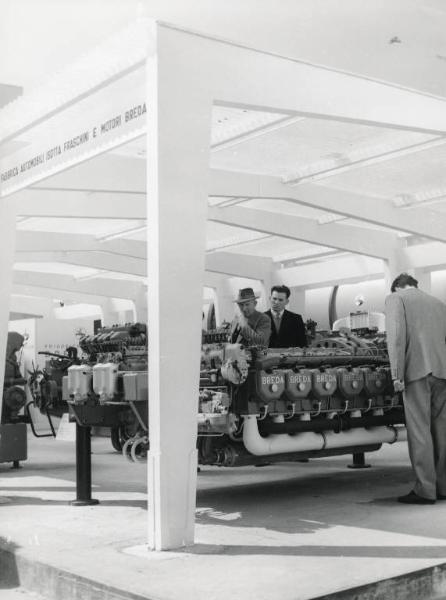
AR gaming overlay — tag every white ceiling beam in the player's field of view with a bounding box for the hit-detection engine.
[208,205,399,259]
[209,169,446,242]
[275,256,384,290]
[289,185,446,242]
[203,271,230,289]
[17,234,268,278]
[283,135,445,185]
[10,295,53,319]
[30,154,146,194]
[17,234,271,279]
[0,21,149,144]
[13,284,106,306]
[12,271,143,300]
[16,230,146,257]
[205,251,272,279]
[15,189,146,219]
[162,25,446,134]
[15,251,146,277]
[402,242,446,271]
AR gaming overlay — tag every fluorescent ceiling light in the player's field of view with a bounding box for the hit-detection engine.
[97,224,146,242]
[394,190,446,209]
[285,135,446,186]
[317,214,348,225]
[75,270,107,282]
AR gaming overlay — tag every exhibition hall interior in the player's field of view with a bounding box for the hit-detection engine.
[2,2,446,600]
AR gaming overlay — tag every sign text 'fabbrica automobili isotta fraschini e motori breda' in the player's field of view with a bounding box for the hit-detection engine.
[0,103,147,191]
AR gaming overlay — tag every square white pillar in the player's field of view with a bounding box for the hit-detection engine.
[146,24,212,550]
[413,268,432,294]
[383,255,401,294]
[0,199,17,418]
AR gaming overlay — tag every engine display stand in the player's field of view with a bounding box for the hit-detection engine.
[347,452,371,469]
[71,423,99,506]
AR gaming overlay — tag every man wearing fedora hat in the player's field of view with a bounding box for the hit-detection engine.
[229,287,271,346]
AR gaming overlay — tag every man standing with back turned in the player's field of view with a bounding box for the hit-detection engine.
[385,272,446,504]
[265,285,307,348]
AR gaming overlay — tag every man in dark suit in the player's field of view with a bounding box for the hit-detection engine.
[265,285,307,348]
[385,272,446,505]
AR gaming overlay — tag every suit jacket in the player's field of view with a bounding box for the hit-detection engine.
[229,309,271,346]
[265,309,307,348]
[385,288,446,383]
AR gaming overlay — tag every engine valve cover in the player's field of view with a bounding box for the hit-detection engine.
[337,367,364,398]
[284,368,312,400]
[311,368,337,398]
[361,367,389,396]
[255,369,286,402]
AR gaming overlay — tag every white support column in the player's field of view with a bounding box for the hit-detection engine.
[133,287,148,323]
[0,198,17,419]
[260,270,273,314]
[413,269,432,294]
[289,289,306,316]
[214,280,235,326]
[383,255,401,294]
[146,24,212,550]
[100,299,119,328]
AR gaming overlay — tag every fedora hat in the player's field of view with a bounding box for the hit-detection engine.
[234,287,259,303]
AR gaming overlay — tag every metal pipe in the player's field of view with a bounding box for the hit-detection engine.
[258,411,404,435]
[243,414,407,457]
[243,415,323,456]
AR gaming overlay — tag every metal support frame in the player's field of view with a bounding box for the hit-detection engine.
[71,423,99,506]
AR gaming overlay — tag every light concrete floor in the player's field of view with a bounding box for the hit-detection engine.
[1,428,446,600]
[1,589,48,600]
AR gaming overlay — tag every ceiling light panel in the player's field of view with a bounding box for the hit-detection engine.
[16,217,139,237]
[14,262,97,278]
[210,117,428,179]
[211,107,286,147]
[206,220,268,252]
[316,143,446,201]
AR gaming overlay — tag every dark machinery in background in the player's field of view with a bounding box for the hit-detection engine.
[28,346,80,418]
[0,332,28,466]
[56,316,405,469]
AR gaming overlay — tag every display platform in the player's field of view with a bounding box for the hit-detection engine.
[1,432,446,599]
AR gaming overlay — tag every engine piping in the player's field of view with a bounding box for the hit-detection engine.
[258,412,405,435]
[242,414,407,457]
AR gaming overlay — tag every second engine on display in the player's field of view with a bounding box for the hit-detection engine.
[63,323,148,458]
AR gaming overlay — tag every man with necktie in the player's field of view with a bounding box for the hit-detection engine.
[265,285,307,348]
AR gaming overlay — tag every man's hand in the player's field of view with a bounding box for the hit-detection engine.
[234,310,248,328]
[393,378,405,393]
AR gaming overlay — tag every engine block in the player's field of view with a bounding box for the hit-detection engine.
[53,322,405,467]
[197,332,405,466]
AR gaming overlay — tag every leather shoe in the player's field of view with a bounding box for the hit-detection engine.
[397,491,436,504]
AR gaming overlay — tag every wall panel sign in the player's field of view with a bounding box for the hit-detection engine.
[0,66,147,196]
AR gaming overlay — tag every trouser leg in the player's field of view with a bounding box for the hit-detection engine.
[403,378,436,500]
[430,375,446,496]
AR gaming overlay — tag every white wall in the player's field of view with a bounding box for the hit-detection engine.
[305,270,446,332]
[10,317,96,371]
